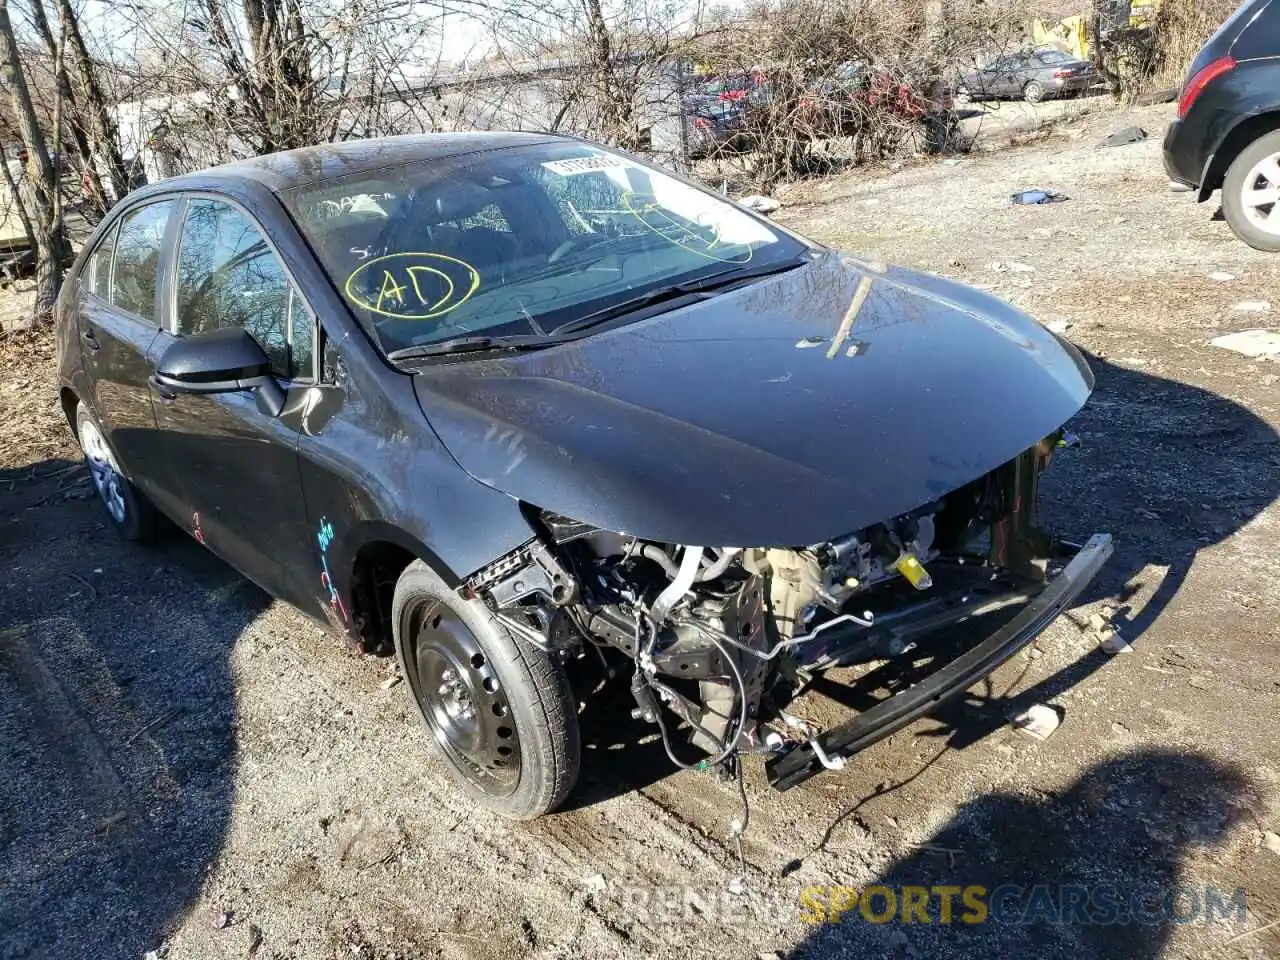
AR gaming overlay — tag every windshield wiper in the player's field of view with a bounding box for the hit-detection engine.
[551,255,810,336]
[386,255,811,362]
[386,334,556,362]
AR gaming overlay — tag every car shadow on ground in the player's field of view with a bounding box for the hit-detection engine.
[564,655,681,808]
[569,352,1280,810]
[0,458,270,960]
[786,747,1255,959]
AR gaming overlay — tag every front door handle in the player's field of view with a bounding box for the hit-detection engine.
[80,329,100,352]
[148,373,177,402]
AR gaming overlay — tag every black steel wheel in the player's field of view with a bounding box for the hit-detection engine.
[392,559,580,819]
[409,603,522,795]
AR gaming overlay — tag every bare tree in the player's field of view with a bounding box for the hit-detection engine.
[690,0,1026,189]
[486,0,704,151]
[51,0,131,202]
[114,0,479,171]
[0,0,65,316]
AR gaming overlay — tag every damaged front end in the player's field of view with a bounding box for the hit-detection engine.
[462,431,1111,792]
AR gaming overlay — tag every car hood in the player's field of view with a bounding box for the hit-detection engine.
[412,249,1093,547]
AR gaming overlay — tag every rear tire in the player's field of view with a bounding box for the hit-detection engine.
[1023,81,1046,104]
[75,405,159,542]
[1221,129,1280,253]
[392,559,580,819]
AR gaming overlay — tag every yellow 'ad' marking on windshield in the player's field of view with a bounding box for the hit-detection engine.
[346,252,480,320]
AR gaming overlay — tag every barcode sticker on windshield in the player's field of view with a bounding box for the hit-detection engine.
[541,155,627,176]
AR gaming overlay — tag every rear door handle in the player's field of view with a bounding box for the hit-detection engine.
[80,329,100,352]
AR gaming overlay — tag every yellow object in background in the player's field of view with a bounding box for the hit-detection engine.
[1033,15,1092,61]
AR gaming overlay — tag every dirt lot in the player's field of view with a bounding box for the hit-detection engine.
[2,101,1279,960]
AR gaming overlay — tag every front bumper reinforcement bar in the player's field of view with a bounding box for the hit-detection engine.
[766,532,1114,791]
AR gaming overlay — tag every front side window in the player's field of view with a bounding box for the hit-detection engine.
[175,198,311,379]
[111,200,174,321]
[287,142,803,356]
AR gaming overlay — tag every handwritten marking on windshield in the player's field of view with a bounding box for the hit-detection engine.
[345,252,480,320]
[620,191,754,264]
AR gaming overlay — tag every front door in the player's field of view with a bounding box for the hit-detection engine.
[76,199,177,515]
[151,195,319,606]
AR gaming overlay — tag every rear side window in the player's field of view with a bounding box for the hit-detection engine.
[1230,0,1276,60]
[175,198,312,379]
[110,200,174,321]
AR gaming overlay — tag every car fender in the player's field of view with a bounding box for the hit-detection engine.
[1196,59,1280,200]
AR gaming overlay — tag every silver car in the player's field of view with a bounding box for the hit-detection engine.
[959,49,1096,104]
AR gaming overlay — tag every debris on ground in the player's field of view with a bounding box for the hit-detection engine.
[1231,300,1271,313]
[1098,125,1148,148]
[379,674,401,690]
[1210,329,1280,360]
[1264,831,1280,857]
[1045,319,1072,334]
[1010,188,1068,205]
[1210,271,1237,282]
[1009,703,1063,741]
[989,260,1036,273]
[738,195,781,215]
[1098,628,1133,655]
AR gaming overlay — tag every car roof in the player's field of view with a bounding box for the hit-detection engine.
[158,132,570,195]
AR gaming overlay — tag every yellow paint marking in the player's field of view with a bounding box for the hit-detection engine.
[407,265,456,314]
[375,270,408,311]
[826,275,874,359]
[620,191,754,264]
[345,252,481,320]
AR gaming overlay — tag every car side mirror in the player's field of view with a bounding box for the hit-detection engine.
[152,327,286,417]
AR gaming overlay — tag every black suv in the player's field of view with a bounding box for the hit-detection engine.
[1163,0,1280,250]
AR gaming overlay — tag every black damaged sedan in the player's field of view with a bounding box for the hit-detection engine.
[55,134,1111,819]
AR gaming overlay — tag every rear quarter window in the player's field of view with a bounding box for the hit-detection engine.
[82,221,119,300]
[1229,0,1278,61]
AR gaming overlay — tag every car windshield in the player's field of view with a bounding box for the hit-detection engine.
[285,142,803,356]
[1036,50,1072,64]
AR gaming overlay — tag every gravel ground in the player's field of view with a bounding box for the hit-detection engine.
[2,101,1279,960]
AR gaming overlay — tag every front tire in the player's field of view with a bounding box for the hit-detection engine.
[1222,129,1280,253]
[75,405,159,541]
[392,560,580,819]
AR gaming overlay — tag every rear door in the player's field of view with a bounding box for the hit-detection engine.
[151,195,320,605]
[998,55,1029,96]
[976,57,1007,96]
[76,198,178,513]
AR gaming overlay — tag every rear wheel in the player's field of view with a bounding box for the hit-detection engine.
[1222,129,1280,253]
[75,405,159,541]
[1023,80,1046,104]
[392,560,580,819]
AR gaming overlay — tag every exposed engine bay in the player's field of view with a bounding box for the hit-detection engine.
[461,431,1112,792]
